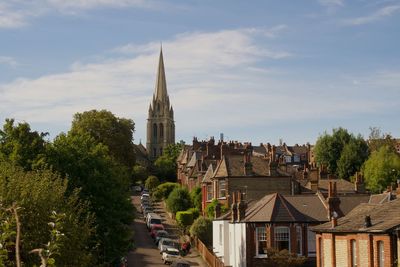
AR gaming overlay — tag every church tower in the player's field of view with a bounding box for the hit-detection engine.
[146,48,175,159]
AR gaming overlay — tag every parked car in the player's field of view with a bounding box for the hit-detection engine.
[133,185,142,192]
[142,206,154,217]
[150,224,165,238]
[146,213,162,229]
[158,238,180,253]
[161,247,181,264]
[170,260,191,267]
[140,193,150,201]
[154,230,169,245]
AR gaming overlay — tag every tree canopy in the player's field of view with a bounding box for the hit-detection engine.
[70,109,136,169]
[154,143,183,181]
[166,187,192,214]
[363,145,400,193]
[314,128,369,179]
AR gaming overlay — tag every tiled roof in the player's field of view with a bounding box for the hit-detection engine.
[369,192,395,204]
[202,164,214,183]
[312,198,400,233]
[317,179,356,193]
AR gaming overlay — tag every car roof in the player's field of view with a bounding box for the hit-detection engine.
[165,247,179,252]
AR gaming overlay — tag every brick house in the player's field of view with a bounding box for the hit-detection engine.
[312,198,400,267]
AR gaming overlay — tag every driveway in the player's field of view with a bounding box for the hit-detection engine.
[127,193,207,267]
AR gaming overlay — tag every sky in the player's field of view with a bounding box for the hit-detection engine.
[0,0,399,145]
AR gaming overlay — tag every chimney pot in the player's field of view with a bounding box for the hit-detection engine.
[364,215,372,228]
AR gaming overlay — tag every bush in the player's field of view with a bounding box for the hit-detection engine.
[153,182,180,201]
[190,216,212,247]
[260,248,306,267]
[145,175,160,192]
[190,186,202,210]
[176,211,194,229]
[166,187,192,214]
[187,207,200,220]
[205,199,229,219]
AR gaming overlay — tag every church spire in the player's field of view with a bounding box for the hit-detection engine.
[154,47,168,101]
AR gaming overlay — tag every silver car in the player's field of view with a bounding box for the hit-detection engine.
[161,247,181,264]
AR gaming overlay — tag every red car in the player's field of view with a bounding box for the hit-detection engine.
[150,224,165,239]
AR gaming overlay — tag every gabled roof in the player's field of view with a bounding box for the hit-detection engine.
[312,198,400,233]
[214,156,229,177]
[243,193,326,223]
[202,164,214,183]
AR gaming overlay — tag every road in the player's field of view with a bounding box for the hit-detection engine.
[127,193,207,267]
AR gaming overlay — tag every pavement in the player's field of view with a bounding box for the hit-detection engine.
[127,193,208,267]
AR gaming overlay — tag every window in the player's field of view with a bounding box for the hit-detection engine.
[207,184,213,201]
[318,238,323,267]
[160,123,164,138]
[296,226,302,255]
[218,180,226,198]
[153,148,157,157]
[256,227,267,256]
[293,155,300,163]
[377,241,384,267]
[351,239,357,267]
[153,123,157,139]
[274,226,290,251]
[307,228,316,256]
[285,156,292,163]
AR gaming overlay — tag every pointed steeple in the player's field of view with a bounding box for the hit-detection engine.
[154,47,168,101]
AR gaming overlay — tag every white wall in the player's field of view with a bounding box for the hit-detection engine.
[213,220,230,264]
[229,223,247,267]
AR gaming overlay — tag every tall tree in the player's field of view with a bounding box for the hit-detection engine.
[363,145,400,193]
[314,128,369,179]
[368,127,396,153]
[0,119,47,170]
[46,133,134,264]
[70,109,136,169]
[154,143,183,181]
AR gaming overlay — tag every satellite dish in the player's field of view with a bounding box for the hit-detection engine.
[332,211,338,219]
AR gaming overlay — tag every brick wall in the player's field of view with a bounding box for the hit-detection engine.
[323,237,332,267]
[359,239,369,267]
[335,238,348,266]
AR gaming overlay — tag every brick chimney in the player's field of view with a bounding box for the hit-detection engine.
[327,181,343,220]
[231,191,238,223]
[237,191,247,222]
[354,172,366,193]
[309,166,319,191]
[244,150,253,176]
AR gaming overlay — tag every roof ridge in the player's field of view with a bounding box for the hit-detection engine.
[246,193,276,221]
[277,193,297,221]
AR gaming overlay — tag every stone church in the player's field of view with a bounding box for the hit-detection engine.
[146,48,175,159]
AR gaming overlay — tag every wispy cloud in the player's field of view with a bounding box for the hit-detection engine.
[318,0,344,7]
[0,56,18,68]
[341,4,400,25]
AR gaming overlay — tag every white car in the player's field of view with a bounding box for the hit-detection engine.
[161,247,181,264]
[158,238,180,253]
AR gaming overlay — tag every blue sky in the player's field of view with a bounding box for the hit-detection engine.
[0,0,399,145]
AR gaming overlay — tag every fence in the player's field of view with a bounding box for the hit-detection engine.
[194,238,226,267]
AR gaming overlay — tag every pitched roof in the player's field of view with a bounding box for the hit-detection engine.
[369,192,395,204]
[202,164,214,183]
[154,48,169,102]
[312,198,400,233]
[242,193,327,223]
[316,179,356,193]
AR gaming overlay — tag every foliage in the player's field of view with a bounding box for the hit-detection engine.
[0,119,48,171]
[154,143,184,182]
[46,133,133,264]
[337,136,369,180]
[70,109,136,169]
[190,186,202,210]
[363,145,400,193]
[314,128,369,179]
[259,248,306,267]
[152,182,180,201]
[145,175,160,193]
[205,199,229,219]
[132,164,149,184]
[0,162,94,266]
[0,206,16,266]
[368,127,397,153]
[186,208,200,220]
[166,187,192,215]
[189,217,212,247]
[175,211,194,230]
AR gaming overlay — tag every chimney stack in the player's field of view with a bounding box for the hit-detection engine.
[231,192,238,223]
[327,181,342,221]
[364,215,372,228]
[354,172,366,193]
[237,191,247,222]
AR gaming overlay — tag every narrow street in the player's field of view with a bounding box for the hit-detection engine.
[127,193,207,267]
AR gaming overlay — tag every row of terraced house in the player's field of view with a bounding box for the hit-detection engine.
[176,137,400,267]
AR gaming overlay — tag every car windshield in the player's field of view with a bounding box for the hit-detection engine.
[157,231,168,237]
[164,240,174,246]
[168,250,179,256]
[151,218,162,224]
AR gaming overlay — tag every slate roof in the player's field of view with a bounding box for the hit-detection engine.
[316,179,356,193]
[202,164,214,183]
[369,192,396,204]
[312,198,400,233]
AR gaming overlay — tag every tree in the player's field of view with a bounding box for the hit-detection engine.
[0,119,48,171]
[46,133,133,264]
[363,145,400,193]
[189,217,212,247]
[166,187,192,214]
[368,127,396,153]
[0,162,94,266]
[145,175,160,193]
[314,128,369,179]
[154,143,184,182]
[70,109,135,169]
[175,211,193,232]
[152,182,180,201]
[259,248,306,267]
[337,136,369,180]
[132,164,149,184]
[205,199,229,219]
[190,186,202,210]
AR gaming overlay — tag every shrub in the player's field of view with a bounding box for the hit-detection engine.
[260,248,306,267]
[190,217,212,247]
[190,186,202,210]
[145,175,160,192]
[205,199,229,219]
[153,182,180,201]
[187,207,200,220]
[176,211,194,228]
[166,187,192,214]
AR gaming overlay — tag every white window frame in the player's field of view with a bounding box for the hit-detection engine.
[351,239,357,267]
[255,227,268,258]
[218,180,226,199]
[274,226,290,252]
[207,184,213,201]
[296,225,302,256]
[378,241,384,267]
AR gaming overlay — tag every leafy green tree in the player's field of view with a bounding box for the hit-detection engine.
[363,145,400,193]
[189,217,212,247]
[176,211,194,232]
[190,186,202,210]
[260,248,306,267]
[166,187,192,214]
[46,133,133,264]
[70,109,136,169]
[132,164,148,184]
[0,119,47,170]
[337,136,369,180]
[145,175,160,193]
[186,207,200,220]
[154,143,184,181]
[152,182,179,201]
[368,127,397,153]
[0,162,94,266]
[205,199,229,219]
